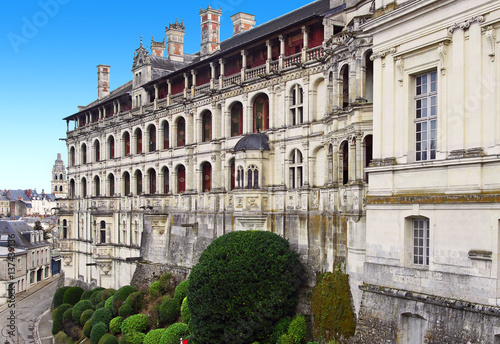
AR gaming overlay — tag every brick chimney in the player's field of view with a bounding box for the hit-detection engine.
[200,5,221,56]
[166,19,185,62]
[97,64,110,100]
[151,36,166,57]
[230,12,256,36]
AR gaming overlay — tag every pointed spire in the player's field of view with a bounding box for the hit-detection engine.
[140,35,143,47]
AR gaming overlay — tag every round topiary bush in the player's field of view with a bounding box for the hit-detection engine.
[173,280,189,303]
[90,289,105,305]
[101,288,116,302]
[83,319,92,338]
[72,299,93,324]
[121,313,149,334]
[62,287,84,306]
[112,285,137,314]
[149,281,161,298]
[52,303,73,335]
[53,286,70,309]
[158,273,175,295]
[101,334,119,344]
[119,291,142,317]
[159,322,189,344]
[180,297,190,324]
[118,302,132,317]
[80,309,94,326]
[109,316,123,334]
[158,297,180,325]
[120,330,146,344]
[80,289,95,301]
[90,322,108,344]
[144,328,166,344]
[91,307,113,326]
[188,230,304,344]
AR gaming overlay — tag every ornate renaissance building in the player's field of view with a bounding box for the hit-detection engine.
[52,153,67,199]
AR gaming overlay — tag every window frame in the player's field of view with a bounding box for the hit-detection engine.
[414,71,437,161]
[290,84,304,126]
[412,218,430,266]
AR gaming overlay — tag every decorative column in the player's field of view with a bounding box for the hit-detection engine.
[355,133,362,181]
[301,26,309,63]
[183,73,189,98]
[332,141,339,184]
[191,70,197,97]
[279,35,285,70]
[210,61,216,89]
[219,58,225,89]
[241,50,247,82]
[167,80,172,106]
[349,136,356,184]
[266,40,272,73]
[154,84,158,110]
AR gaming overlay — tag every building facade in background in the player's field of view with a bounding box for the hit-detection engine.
[52,153,67,199]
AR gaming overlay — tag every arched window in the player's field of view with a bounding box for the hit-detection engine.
[289,149,303,188]
[231,102,243,137]
[54,186,57,192]
[69,147,75,166]
[108,136,115,159]
[162,167,169,194]
[148,125,156,152]
[123,172,131,196]
[202,111,212,142]
[247,165,259,189]
[202,162,212,192]
[135,128,143,154]
[81,144,87,164]
[253,94,269,132]
[364,50,373,103]
[123,132,131,156]
[177,165,186,193]
[290,85,304,125]
[341,141,349,185]
[60,174,63,180]
[177,117,186,147]
[163,121,169,149]
[230,159,236,191]
[148,169,156,194]
[59,186,63,192]
[93,140,100,162]
[100,220,106,244]
[237,166,244,188]
[135,170,143,195]
[69,179,75,198]
[364,135,373,182]
[108,173,115,196]
[55,174,58,180]
[94,175,100,196]
[81,177,87,197]
[341,64,349,109]
[62,219,68,239]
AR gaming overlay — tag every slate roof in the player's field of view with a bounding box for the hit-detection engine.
[233,133,270,152]
[0,221,50,249]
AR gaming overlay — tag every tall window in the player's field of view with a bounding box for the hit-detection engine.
[289,149,303,188]
[94,175,100,196]
[177,165,186,193]
[70,147,75,166]
[62,220,68,239]
[231,103,243,137]
[108,173,115,196]
[230,159,236,190]
[413,218,430,266]
[148,125,156,152]
[94,140,100,162]
[81,177,87,197]
[69,179,75,198]
[415,71,437,161]
[162,167,169,193]
[341,64,349,109]
[100,221,106,244]
[202,162,212,192]
[148,169,156,194]
[341,141,349,185]
[290,85,303,125]
[177,117,186,147]
[253,94,269,132]
[202,111,212,142]
[163,121,169,149]
[135,170,143,195]
[108,136,115,159]
[123,172,131,196]
[135,129,143,154]
[237,166,244,188]
[123,132,131,156]
[81,144,87,164]
[247,165,259,189]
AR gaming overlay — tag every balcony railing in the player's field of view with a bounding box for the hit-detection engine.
[245,65,266,80]
[223,74,242,88]
[307,46,324,60]
[283,53,302,69]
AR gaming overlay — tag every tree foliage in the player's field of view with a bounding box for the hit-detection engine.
[187,230,304,344]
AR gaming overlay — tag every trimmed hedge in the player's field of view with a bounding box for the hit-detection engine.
[188,230,304,344]
[101,334,119,344]
[52,303,72,335]
[62,287,84,306]
[90,322,108,344]
[158,296,180,325]
[72,299,93,324]
[80,289,95,301]
[101,288,116,302]
[54,331,74,344]
[118,302,133,317]
[80,309,94,326]
[119,291,143,317]
[149,281,161,298]
[91,307,113,326]
[121,313,149,334]
[83,319,92,338]
[144,328,166,344]
[158,273,175,295]
[62,307,73,322]
[112,285,137,314]
[53,286,70,309]
[120,330,146,344]
[159,322,189,344]
[173,280,189,303]
[109,316,123,334]
[105,296,116,316]
[180,297,190,324]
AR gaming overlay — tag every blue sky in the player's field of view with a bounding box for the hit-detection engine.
[0,0,313,193]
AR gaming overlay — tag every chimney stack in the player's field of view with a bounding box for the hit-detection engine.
[97,64,110,100]
[151,36,166,57]
[166,19,185,62]
[230,12,256,36]
[200,5,222,56]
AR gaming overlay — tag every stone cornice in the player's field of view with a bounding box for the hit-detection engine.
[366,193,500,205]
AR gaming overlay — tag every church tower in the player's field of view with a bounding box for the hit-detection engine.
[52,153,67,198]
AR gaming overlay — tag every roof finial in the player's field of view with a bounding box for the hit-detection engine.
[140,35,143,47]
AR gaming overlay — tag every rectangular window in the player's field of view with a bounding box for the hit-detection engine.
[415,71,437,161]
[413,218,429,266]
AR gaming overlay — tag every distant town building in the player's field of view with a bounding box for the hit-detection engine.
[0,190,57,217]
[52,153,67,199]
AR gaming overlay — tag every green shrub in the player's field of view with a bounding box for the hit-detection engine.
[105,295,116,315]
[101,288,117,302]
[144,328,166,344]
[278,333,293,344]
[63,286,84,306]
[83,319,92,338]
[54,330,74,344]
[53,286,70,309]
[80,309,94,326]
[119,291,142,317]
[97,300,105,309]
[159,322,189,344]
[310,267,356,342]
[287,315,306,344]
[120,330,146,344]
[118,302,132,317]
[90,289,105,305]
[99,333,112,344]
[173,280,189,303]
[112,285,137,314]
[62,307,73,322]
[180,297,190,324]
[91,307,113,326]
[52,303,72,335]
[158,296,180,325]
[188,230,304,344]
[90,322,108,344]
[72,299,93,324]
[101,334,119,344]
[121,313,149,334]
[80,289,95,301]
[269,316,292,344]
[109,316,123,334]
[149,281,161,298]
[158,272,175,295]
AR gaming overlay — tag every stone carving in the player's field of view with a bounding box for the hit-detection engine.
[483,26,496,62]
[370,47,396,60]
[395,57,404,86]
[448,16,484,35]
[438,43,448,75]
